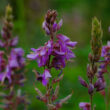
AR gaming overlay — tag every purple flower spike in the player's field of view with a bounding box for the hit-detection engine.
[79,102,91,110]
[42,69,51,86]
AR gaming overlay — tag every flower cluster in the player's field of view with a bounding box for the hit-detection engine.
[27,10,77,110]
[0,5,27,110]
[0,5,25,86]
[97,41,110,108]
[98,41,110,77]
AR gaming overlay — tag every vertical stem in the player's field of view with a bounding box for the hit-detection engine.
[46,25,53,110]
[105,72,110,110]
[90,94,93,110]
[90,78,93,110]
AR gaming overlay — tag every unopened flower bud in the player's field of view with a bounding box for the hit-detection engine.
[88,83,94,95]
[79,76,88,88]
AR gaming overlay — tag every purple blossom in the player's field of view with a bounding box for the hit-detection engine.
[9,48,25,69]
[42,21,50,35]
[27,40,53,67]
[101,41,110,58]
[10,36,18,47]
[79,102,91,110]
[53,19,63,32]
[88,83,94,95]
[56,34,77,60]
[52,56,65,69]
[94,78,106,91]
[0,65,12,83]
[42,69,51,86]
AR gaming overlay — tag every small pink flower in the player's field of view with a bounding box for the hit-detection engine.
[79,102,91,110]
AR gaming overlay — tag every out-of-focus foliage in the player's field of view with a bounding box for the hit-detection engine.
[0,0,110,109]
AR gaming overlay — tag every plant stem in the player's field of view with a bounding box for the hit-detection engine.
[90,94,93,110]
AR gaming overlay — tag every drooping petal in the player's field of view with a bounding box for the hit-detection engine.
[5,66,12,83]
[43,69,51,79]
[57,34,70,42]
[65,49,76,60]
[66,41,77,47]
[42,21,50,35]
[10,36,18,46]
[57,19,63,30]
[27,54,38,60]
[42,69,51,86]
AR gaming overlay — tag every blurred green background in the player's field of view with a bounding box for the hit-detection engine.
[0,0,110,110]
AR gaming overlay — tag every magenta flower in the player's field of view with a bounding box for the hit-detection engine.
[101,41,110,58]
[52,56,65,69]
[79,102,91,110]
[27,40,53,67]
[9,48,25,69]
[10,36,18,47]
[42,69,51,86]
[0,65,12,83]
[56,34,77,60]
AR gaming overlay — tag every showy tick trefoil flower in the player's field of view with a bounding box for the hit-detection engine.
[27,10,76,110]
[79,102,91,110]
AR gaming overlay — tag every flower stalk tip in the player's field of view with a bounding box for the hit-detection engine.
[91,17,103,61]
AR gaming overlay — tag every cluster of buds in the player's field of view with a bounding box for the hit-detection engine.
[27,10,77,110]
[79,17,103,110]
[0,5,28,109]
[97,41,110,108]
[42,10,62,36]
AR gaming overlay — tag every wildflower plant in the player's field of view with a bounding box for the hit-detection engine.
[98,40,110,109]
[79,17,104,110]
[27,10,77,110]
[0,5,27,110]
